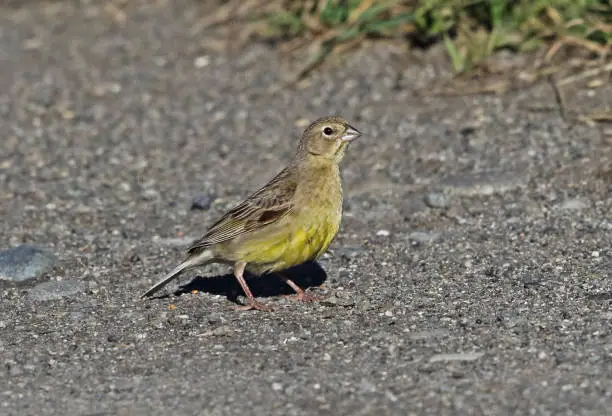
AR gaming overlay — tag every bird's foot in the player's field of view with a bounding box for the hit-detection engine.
[285,291,328,303]
[233,298,273,312]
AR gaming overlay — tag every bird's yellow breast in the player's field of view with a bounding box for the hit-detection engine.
[233,161,343,275]
[237,209,340,275]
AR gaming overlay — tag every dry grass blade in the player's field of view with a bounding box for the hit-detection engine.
[332,35,364,55]
[563,36,610,56]
[578,110,612,126]
[558,60,612,86]
[549,74,568,122]
[190,0,277,34]
[104,2,127,24]
[348,0,376,24]
[584,110,612,122]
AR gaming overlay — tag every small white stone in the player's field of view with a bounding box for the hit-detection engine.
[376,229,390,237]
[385,390,398,402]
[154,56,167,67]
[271,382,283,392]
[591,251,600,258]
[283,336,299,344]
[108,83,121,93]
[429,352,484,362]
[194,56,210,68]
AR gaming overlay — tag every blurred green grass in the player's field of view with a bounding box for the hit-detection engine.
[213,0,611,74]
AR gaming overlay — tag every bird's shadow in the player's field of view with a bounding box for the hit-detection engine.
[167,261,328,303]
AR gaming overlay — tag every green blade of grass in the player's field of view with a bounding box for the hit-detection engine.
[444,33,466,72]
[362,12,415,35]
[354,1,398,24]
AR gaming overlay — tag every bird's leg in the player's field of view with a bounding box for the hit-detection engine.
[232,262,273,312]
[278,273,327,302]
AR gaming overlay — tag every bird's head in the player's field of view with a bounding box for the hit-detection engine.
[296,116,361,162]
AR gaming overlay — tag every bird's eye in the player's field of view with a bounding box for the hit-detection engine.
[323,127,334,136]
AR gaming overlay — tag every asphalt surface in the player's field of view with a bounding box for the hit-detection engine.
[1,1,611,415]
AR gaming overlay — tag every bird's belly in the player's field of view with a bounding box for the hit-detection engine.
[238,215,339,275]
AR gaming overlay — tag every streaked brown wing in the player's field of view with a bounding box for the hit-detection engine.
[187,166,297,254]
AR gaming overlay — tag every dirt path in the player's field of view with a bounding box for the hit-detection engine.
[1,1,611,415]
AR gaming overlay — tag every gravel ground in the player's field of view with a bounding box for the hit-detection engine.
[1,1,611,415]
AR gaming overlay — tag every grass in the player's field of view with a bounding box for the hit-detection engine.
[203,0,611,76]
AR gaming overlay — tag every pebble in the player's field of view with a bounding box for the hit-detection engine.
[334,246,364,260]
[400,197,429,217]
[30,84,57,108]
[206,312,224,325]
[141,188,160,200]
[28,280,84,301]
[153,236,195,247]
[429,352,484,363]
[321,293,355,307]
[556,199,588,211]
[0,245,57,282]
[191,193,215,211]
[441,170,526,196]
[211,326,231,337]
[376,229,390,237]
[424,192,451,209]
[359,379,377,393]
[407,231,440,245]
[194,56,210,68]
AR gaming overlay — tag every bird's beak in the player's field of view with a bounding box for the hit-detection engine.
[341,126,361,142]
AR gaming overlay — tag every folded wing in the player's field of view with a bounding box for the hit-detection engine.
[187,166,298,254]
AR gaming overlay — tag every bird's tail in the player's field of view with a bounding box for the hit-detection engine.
[140,250,214,299]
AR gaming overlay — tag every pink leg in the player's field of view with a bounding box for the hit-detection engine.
[279,273,327,302]
[232,262,273,312]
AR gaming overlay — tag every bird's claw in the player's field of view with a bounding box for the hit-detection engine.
[234,299,273,312]
[285,291,328,303]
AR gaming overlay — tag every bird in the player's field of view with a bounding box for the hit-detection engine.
[140,116,361,311]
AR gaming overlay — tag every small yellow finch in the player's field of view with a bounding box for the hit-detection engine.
[141,116,361,311]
